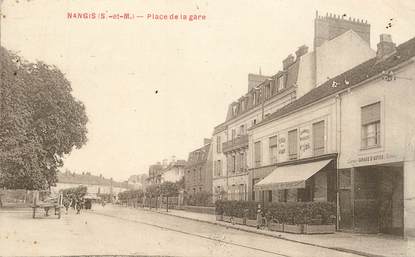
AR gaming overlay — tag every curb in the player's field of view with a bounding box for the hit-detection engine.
[140,207,386,257]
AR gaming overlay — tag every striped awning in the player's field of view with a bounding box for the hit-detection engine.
[254,159,331,191]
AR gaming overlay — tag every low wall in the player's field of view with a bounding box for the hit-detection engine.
[181,205,215,215]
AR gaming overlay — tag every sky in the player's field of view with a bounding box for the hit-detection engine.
[1,0,415,181]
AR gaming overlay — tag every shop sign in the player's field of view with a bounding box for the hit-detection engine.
[299,126,312,158]
[347,153,398,166]
[278,132,288,162]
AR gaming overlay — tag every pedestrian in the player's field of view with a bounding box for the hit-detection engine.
[63,197,70,214]
[256,205,262,229]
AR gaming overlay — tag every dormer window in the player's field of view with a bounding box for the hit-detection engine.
[232,104,238,116]
[277,75,285,91]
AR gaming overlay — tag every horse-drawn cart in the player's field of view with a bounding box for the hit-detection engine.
[31,191,63,219]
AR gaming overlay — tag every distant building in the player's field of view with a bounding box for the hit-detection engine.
[147,162,164,185]
[127,174,149,190]
[160,159,186,183]
[147,157,186,185]
[184,138,213,195]
[51,171,128,201]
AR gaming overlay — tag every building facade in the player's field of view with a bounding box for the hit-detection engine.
[211,12,375,203]
[249,33,415,237]
[51,171,128,201]
[184,139,213,196]
[160,159,186,183]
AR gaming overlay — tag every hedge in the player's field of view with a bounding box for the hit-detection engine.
[215,200,336,225]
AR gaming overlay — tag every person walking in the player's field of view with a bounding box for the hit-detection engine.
[256,205,263,229]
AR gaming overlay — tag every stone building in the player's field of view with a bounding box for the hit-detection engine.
[211,12,375,202]
[249,33,415,237]
[51,171,128,201]
[184,139,213,196]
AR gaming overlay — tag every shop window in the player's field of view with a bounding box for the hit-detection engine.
[278,189,287,202]
[254,141,262,167]
[269,135,278,164]
[361,102,381,149]
[288,129,298,160]
[313,121,325,156]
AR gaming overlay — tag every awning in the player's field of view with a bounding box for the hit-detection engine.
[254,159,331,191]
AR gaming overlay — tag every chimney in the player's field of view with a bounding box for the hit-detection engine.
[295,45,309,60]
[376,34,396,60]
[282,54,295,70]
[203,138,212,145]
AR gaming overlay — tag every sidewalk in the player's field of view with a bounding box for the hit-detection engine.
[143,207,414,257]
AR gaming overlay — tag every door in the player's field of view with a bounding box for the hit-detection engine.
[339,189,353,229]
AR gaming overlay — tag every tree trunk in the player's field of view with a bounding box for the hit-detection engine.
[166,196,169,212]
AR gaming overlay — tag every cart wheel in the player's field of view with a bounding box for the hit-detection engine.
[32,207,36,219]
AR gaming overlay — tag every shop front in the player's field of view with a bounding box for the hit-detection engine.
[338,163,404,235]
[250,154,337,206]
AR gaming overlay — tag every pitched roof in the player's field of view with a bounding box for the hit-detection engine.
[57,172,127,188]
[254,36,415,128]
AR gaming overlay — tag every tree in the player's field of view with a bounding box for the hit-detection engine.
[160,181,179,212]
[145,184,161,210]
[0,47,88,190]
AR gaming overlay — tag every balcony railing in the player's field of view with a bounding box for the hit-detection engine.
[222,134,249,153]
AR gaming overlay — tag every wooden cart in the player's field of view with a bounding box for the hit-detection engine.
[31,192,63,219]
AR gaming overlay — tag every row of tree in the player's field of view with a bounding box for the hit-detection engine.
[0,47,88,190]
[118,181,180,211]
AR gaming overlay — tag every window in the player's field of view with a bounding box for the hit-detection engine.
[232,104,238,116]
[361,102,381,148]
[278,189,287,202]
[252,178,260,201]
[216,136,221,153]
[277,75,285,91]
[215,160,222,176]
[254,141,262,167]
[269,136,278,164]
[240,151,246,172]
[239,124,245,135]
[265,84,271,99]
[312,121,325,156]
[288,129,298,160]
[232,155,236,173]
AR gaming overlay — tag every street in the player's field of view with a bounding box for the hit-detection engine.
[0,205,362,257]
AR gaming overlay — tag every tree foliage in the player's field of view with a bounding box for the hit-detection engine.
[160,181,179,197]
[0,47,88,190]
[61,185,88,200]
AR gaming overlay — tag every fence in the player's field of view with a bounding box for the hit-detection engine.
[0,190,48,207]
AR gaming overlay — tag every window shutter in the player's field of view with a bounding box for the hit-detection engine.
[288,130,298,157]
[269,136,278,147]
[313,121,325,154]
[362,102,380,125]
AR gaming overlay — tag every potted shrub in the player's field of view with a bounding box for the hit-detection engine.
[222,200,233,222]
[303,202,336,234]
[215,200,223,221]
[244,202,258,227]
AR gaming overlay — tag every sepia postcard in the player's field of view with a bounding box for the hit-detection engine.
[1,0,415,256]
